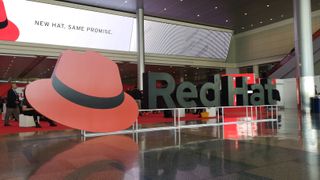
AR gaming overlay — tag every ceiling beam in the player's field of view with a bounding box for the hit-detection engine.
[17,56,47,79]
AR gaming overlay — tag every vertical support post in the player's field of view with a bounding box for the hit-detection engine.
[137,7,145,90]
[294,0,315,113]
[253,65,259,79]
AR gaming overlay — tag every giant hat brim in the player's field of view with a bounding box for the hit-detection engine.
[0,20,19,41]
[26,79,139,132]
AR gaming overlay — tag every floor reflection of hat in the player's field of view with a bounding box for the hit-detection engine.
[29,136,138,179]
[0,0,19,41]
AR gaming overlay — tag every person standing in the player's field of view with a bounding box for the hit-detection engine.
[21,93,57,128]
[4,83,20,126]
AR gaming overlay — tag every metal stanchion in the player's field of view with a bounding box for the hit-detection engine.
[174,109,177,127]
[251,106,254,136]
[276,106,279,130]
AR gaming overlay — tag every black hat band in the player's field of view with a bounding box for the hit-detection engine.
[52,74,124,109]
[0,18,8,29]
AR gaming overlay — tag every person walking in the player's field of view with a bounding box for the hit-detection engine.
[4,83,20,126]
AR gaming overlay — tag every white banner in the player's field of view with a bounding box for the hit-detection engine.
[3,0,135,51]
[2,0,232,60]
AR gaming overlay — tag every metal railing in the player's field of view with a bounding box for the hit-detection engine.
[82,105,279,138]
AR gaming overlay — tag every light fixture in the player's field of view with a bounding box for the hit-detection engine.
[226,19,229,23]
[180,0,183,2]
[0,54,37,58]
[270,18,273,21]
[197,14,200,17]
[280,14,284,18]
[241,27,245,29]
[260,21,263,24]
[163,8,167,11]
[214,6,218,10]
[46,56,58,60]
[250,24,254,27]
[244,12,248,16]
[266,4,270,7]
[124,0,128,3]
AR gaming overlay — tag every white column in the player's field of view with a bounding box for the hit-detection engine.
[294,0,315,112]
[137,8,145,90]
[253,65,259,78]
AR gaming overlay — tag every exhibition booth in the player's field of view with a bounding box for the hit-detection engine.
[0,0,282,135]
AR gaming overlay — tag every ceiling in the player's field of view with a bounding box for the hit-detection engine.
[3,0,319,82]
[61,0,320,33]
[0,56,56,81]
[0,55,224,84]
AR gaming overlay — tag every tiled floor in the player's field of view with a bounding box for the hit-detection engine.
[1,109,320,180]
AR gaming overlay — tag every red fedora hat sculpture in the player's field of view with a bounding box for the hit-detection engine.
[0,0,19,41]
[26,50,139,132]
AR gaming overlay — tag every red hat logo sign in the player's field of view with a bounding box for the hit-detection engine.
[26,50,139,132]
[0,0,19,41]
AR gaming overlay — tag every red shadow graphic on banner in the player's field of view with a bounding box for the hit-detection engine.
[0,0,19,41]
[30,136,138,180]
[26,50,139,132]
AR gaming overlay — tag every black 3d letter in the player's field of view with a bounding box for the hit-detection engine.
[250,84,265,105]
[176,82,197,108]
[143,72,176,109]
[199,75,221,107]
[221,76,248,106]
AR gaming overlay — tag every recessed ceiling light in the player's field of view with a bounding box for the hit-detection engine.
[244,12,248,16]
[250,24,254,27]
[260,21,263,24]
[164,8,167,11]
[226,19,229,23]
[214,6,218,10]
[270,18,273,21]
[180,0,183,2]
[266,4,270,7]
[241,27,245,29]
[197,14,200,17]
[280,14,284,18]
[124,0,128,3]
